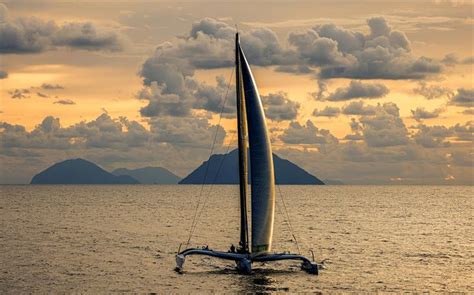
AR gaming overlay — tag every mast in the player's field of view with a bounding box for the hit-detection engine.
[235,33,249,253]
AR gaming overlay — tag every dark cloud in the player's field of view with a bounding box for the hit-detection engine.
[140,18,292,81]
[0,5,126,54]
[312,106,340,117]
[449,88,473,107]
[289,17,442,79]
[262,92,300,121]
[137,18,295,120]
[412,121,473,148]
[36,92,49,98]
[193,75,236,116]
[41,83,64,90]
[0,114,149,150]
[413,124,452,148]
[441,53,474,65]
[309,80,328,101]
[343,118,364,141]
[410,107,444,122]
[0,113,226,151]
[450,121,473,142]
[441,53,459,66]
[413,82,452,100]
[449,150,473,167]
[138,16,445,121]
[288,31,354,67]
[138,75,235,118]
[275,65,313,74]
[52,22,124,51]
[322,80,389,101]
[462,56,474,64]
[279,120,338,145]
[343,133,364,141]
[341,101,377,115]
[53,99,75,105]
[0,70,7,79]
[149,116,226,148]
[9,88,30,99]
[358,102,409,147]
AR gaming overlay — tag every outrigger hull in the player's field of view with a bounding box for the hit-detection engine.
[175,249,319,275]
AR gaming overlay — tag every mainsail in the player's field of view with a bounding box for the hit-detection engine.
[236,34,276,254]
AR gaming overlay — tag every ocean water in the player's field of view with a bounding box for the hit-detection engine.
[0,185,472,293]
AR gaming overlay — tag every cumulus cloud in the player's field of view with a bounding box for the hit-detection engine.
[140,18,291,82]
[412,121,473,148]
[411,107,444,121]
[289,17,442,79]
[36,92,49,98]
[341,101,377,115]
[262,92,300,121]
[450,121,473,142]
[9,88,30,99]
[0,5,126,54]
[441,53,459,65]
[358,102,409,147]
[461,56,474,64]
[441,53,474,65]
[449,88,473,107]
[312,106,340,117]
[54,99,75,105]
[138,75,235,118]
[0,113,226,152]
[138,18,299,119]
[137,16,446,123]
[321,80,389,101]
[41,83,64,90]
[279,120,338,145]
[288,30,354,68]
[413,81,452,100]
[449,150,473,168]
[413,124,452,148]
[149,116,226,148]
[8,83,65,99]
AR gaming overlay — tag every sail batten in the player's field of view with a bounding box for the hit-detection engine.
[238,44,275,254]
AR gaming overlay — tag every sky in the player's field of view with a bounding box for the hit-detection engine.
[0,0,472,184]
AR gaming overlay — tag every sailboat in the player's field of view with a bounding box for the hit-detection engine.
[175,33,320,275]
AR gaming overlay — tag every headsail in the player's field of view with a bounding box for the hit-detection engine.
[237,41,276,254]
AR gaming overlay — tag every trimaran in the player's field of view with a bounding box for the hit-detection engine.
[175,32,321,275]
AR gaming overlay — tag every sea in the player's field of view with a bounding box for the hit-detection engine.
[0,185,472,293]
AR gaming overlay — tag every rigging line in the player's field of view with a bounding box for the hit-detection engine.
[272,118,304,254]
[188,130,236,242]
[274,190,290,251]
[275,185,301,254]
[276,184,302,255]
[185,66,235,247]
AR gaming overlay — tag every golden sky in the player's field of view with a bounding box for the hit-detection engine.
[0,0,472,184]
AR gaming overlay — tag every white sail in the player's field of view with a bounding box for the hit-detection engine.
[238,44,275,254]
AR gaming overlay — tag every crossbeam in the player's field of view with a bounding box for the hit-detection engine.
[175,248,319,275]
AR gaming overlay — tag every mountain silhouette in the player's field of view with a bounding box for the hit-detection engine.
[179,149,324,185]
[112,167,181,184]
[30,158,139,184]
